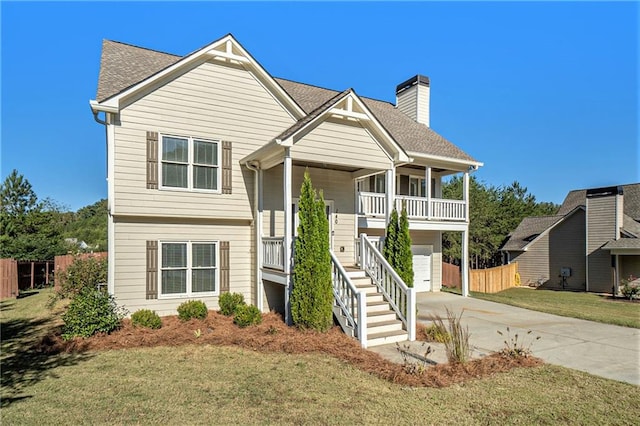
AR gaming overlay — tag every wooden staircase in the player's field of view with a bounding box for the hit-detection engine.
[343,268,408,347]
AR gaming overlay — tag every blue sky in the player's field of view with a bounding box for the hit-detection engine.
[1,1,638,211]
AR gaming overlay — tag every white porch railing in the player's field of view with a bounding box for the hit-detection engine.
[359,233,416,341]
[357,191,386,216]
[262,237,284,270]
[358,191,466,221]
[354,236,384,266]
[330,250,368,348]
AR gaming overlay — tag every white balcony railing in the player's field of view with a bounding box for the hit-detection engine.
[262,237,284,270]
[358,192,466,221]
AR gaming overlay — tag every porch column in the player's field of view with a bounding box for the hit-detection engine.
[256,168,264,311]
[425,166,432,219]
[463,171,470,222]
[385,167,395,225]
[461,229,470,297]
[283,149,293,324]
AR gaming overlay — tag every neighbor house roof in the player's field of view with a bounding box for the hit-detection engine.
[602,238,640,250]
[500,215,566,251]
[95,39,479,164]
[557,183,640,220]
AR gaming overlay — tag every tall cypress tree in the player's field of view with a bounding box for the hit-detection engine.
[383,207,399,267]
[397,206,414,287]
[291,170,332,331]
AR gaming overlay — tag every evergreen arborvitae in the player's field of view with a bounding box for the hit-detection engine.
[397,206,414,287]
[291,170,333,332]
[383,207,399,267]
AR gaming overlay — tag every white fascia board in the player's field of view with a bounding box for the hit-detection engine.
[407,151,484,170]
[90,100,118,114]
[240,140,281,166]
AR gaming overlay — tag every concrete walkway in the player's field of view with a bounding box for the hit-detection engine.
[370,292,640,386]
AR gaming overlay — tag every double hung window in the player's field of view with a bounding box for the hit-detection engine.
[160,242,218,297]
[161,135,220,191]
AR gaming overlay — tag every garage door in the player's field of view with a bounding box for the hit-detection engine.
[411,245,432,292]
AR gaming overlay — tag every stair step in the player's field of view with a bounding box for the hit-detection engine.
[367,329,409,347]
[351,277,373,286]
[365,293,384,303]
[365,310,398,323]
[366,319,404,334]
[346,270,366,279]
[365,300,391,313]
[355,284,378,294]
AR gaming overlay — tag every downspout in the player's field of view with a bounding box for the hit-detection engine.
[245,161,263,311]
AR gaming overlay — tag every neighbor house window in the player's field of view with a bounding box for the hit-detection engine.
[161,135,220,191]
[160,241,218,297]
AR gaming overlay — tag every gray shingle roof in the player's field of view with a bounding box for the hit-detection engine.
[623,214,640,237]
[95,39,478,163]
[557,183,640,220]
[500,215,565,251]
[602,238,640,250]
[275,78,477,161]
[97,40,180,102]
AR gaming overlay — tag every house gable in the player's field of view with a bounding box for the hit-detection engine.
[91,34,305,121]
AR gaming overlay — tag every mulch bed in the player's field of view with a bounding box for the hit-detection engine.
[36,311,542,388]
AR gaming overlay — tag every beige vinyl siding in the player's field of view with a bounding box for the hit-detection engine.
[113,220,253,316]
[416,85,430,126]
[291,119,391,170]
[510,234,551,286]
[548,210,586,290]
[262,165,357,265]
[113,59,295,219]
[396,86,417,121]
[587,196,618,292]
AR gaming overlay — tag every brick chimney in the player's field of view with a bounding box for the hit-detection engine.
[396,75,430,127]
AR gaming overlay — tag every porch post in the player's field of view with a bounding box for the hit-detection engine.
[283,149,293,324]
[463,171,470,222]
[461,229,470,297]
[256,168,264,311]
[385,167,395,225]
[425,166,432,219]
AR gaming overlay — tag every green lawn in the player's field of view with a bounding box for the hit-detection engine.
[2,288,638,425]
[443,286,640,328]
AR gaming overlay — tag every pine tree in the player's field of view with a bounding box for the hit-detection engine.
[291,170,333,332]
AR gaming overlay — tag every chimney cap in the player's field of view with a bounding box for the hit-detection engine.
[586,185,623,198]
[396,75,430,95]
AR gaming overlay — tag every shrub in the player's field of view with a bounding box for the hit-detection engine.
[177,300,208,321]
[233,304,262,327]
[219,292,245,316]
[56,256,108,299]
[497,327,540,359]
[131,309,162,329]
[62,288,125,340]
[431,307,471,363]
[620,276,639,300]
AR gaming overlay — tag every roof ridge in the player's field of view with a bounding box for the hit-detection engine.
[104,39,181,58]
[275,76,395,107]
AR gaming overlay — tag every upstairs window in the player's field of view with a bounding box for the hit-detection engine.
[161,135,220,191]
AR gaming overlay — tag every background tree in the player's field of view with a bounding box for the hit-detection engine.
[442,176,558,269]
[291,170,332,332]
[0,170,67,260]
[63,199,108,251]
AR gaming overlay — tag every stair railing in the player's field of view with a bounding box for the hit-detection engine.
[330,250,368,348]
[359,233,416,341]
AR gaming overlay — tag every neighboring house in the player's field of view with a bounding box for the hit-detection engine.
[90,34,482,347]
[501,184,640,293]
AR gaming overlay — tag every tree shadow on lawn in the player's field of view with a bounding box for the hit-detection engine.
[1,316,93,408]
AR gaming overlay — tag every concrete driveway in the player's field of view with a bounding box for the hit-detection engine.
[412,292,640,385]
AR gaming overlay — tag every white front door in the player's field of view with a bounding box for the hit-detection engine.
[411,245,432,292]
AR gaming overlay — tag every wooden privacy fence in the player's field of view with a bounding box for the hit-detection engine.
[442,262,461,288]
[470,262,519,293]
[54,252,108,290]
[1,259,18,299]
